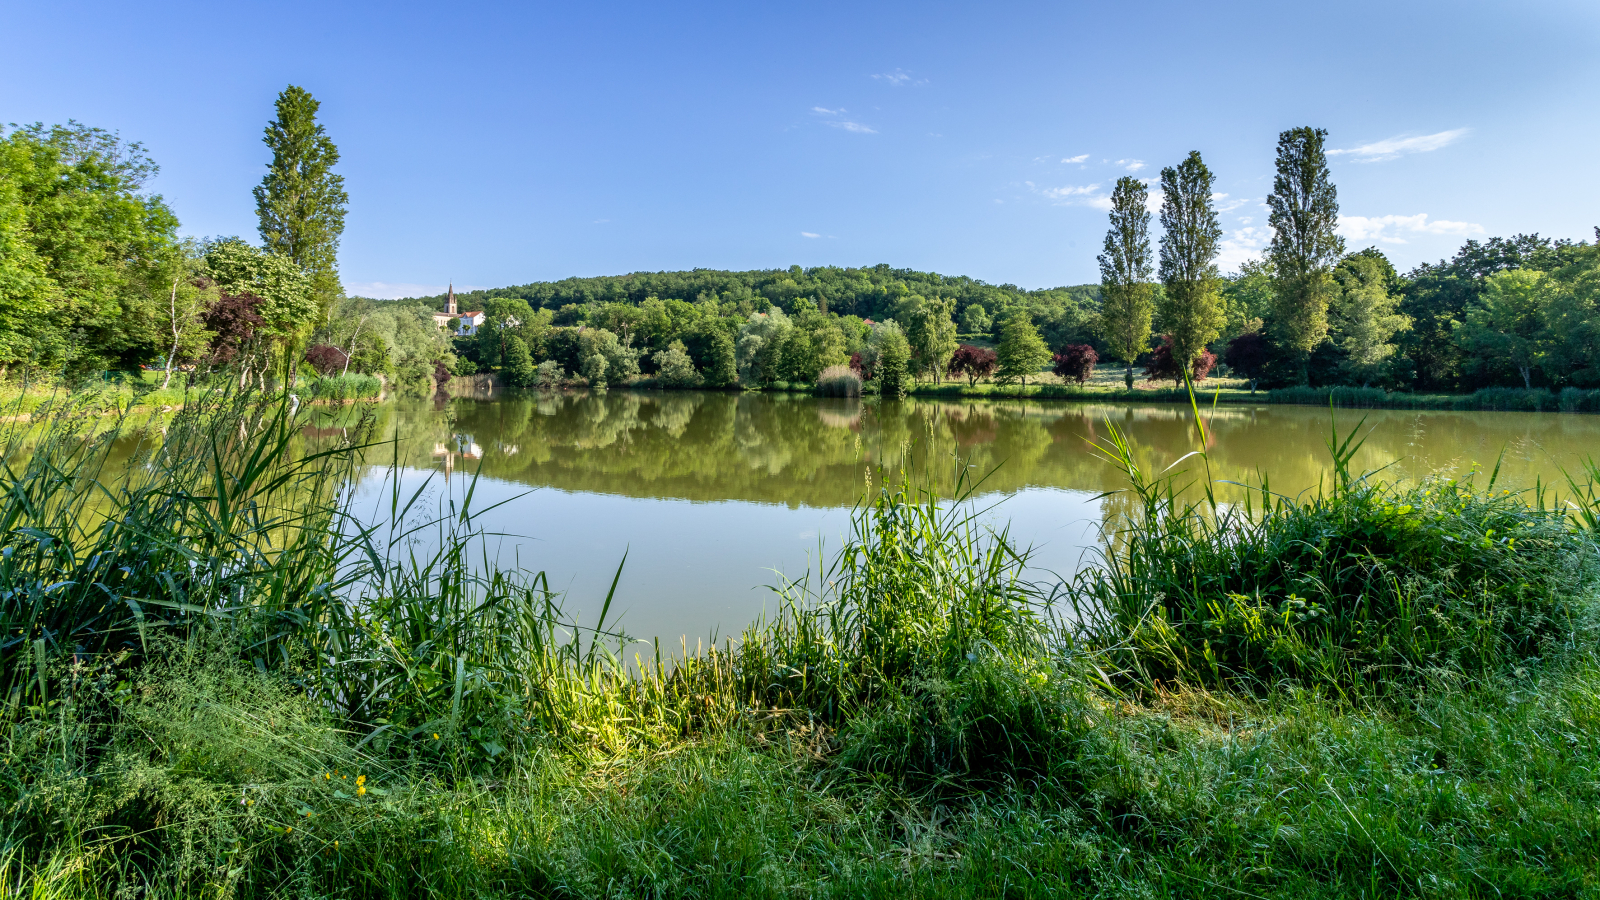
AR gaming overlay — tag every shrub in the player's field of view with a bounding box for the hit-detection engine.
[816,364,862,397]
[947,344,997,386]
[1052,344,1097,385]
[1143,335,1215,387]
[536,359,564,389]
[581,352,608,387]
[652,340,702,388]
[304,344,349,376]
[1225,331,1272,390]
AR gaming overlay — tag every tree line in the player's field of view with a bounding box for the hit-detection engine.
[5,102,1594,398]
[1095,128,1600,392]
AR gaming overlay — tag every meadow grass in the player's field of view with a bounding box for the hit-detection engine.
[2,385,1599,898]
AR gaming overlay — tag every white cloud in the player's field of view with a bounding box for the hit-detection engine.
[1338,213,1485,244]
[812,106,841,115]
[826,120,877,134]
[1328,129,1468,162]
[800,232,820,238]
[1062,154,1089,164]
[1117,159,1146,172]
[346,281,480,300]
[872,68,926,86]
[1217,226,1273,271]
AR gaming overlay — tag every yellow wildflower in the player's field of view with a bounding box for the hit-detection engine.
[356,775,366,786]
[357,785,366,797]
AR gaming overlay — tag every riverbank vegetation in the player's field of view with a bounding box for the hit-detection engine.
[3,387,1599,897]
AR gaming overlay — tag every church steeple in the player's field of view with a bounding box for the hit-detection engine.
[446,283,457,316]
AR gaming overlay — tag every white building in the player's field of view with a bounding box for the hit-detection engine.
[431,284,486,336]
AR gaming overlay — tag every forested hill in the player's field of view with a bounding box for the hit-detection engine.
[391,264,1099,328]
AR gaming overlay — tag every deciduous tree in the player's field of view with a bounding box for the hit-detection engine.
[254,86,348,327]
[1332,250,1410,386]
[1097,176,1156,388]
[1158,152,1226,369]
[996,313,1052,387]
[1267,127,1345,383]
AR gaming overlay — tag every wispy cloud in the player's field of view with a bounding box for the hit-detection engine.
[346,281,480,300]
[811,106,876,133]
[800,232,820,239]
[1328,129,1468,162]
[1212,193,1250,213]
[1338,213,1485,244]
[1062,154,1089,164]
[1116,158,1146,172]
[872,68,926,86]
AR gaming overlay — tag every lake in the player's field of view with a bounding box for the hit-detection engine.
[337,391,1600,653]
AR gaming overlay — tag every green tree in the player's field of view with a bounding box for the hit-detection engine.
[899,293,958,383]
[871,321,911,399]
[1456,269,1556,388]
[1266,127,1345,383]
[158,239,218,388]
[1097,176,1156,388]
[1219,258,1273,346]
[1331,250,1410,386]
[996,313,1052,387]
[202,239,316,381]
[960,303,992,335]
[581,353,608,387]
[254,86,348,328]
[0,122,179,373]
[701,327,738,387]
[502,335,537,387]
[653,340,702,387]
[1157,152,1226,367]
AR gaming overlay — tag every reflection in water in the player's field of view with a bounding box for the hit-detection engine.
[369,391,1599,506]
[322,392,1600,651]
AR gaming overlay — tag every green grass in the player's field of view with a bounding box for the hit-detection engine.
[2,383,1600,898]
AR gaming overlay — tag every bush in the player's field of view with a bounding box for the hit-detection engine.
[536,359,564,389]
[948,344,997,386]
[652,340,702,388]
[1143,335,1216,387]
[816,364,862,398]
[1052,344,1097,385]
[304,344,349,376]
[1559,386,1600,412]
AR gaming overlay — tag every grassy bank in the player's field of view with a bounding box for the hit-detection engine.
[3,389,1599,898]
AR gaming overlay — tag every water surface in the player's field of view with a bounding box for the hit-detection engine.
[341,391,1600,650]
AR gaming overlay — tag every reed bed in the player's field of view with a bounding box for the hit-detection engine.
[2,383,1599,898]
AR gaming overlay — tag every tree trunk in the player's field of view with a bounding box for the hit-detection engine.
[162,276,180,390]
[1124,362,1133,390]
[1520,366,1532,390]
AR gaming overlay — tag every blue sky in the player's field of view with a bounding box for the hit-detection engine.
[5,0,1597,296]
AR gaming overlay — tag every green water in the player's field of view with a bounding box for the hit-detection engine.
[350,391,1600,650]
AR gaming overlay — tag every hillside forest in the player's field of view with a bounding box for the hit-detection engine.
[2,98,1597,397]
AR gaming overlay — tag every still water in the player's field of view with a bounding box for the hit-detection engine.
[339,391,1600,651]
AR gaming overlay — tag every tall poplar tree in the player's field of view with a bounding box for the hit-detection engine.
[1266,127,1344,383]
[1157,151,1225,368]
[254,85,348,328]
[1096,176,1156,388]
